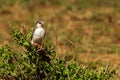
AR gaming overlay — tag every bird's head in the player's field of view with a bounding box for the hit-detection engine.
[36,20,44,28]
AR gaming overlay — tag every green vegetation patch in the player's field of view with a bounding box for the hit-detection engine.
[0,26,116,79]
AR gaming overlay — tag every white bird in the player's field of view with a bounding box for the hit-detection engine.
[31,20,46,49]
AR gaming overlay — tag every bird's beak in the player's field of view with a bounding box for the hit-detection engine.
[41,21,44,26]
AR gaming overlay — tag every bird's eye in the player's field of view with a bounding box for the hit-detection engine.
[38,22,41,24]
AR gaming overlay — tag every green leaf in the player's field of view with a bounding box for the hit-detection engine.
[23,41,29,46]
[0,60,4,67]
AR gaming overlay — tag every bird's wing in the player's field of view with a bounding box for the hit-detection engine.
[31,28,36,40]
[43,30,46,39]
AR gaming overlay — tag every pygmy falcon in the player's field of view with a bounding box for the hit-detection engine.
[31,20,46,49]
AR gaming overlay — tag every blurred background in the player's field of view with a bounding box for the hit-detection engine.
[0,0,120,79]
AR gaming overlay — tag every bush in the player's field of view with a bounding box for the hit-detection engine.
[0,26,116,80]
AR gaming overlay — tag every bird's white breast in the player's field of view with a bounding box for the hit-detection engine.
[31,27,45,44]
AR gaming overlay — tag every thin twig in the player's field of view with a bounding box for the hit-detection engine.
[42,68,50,80]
